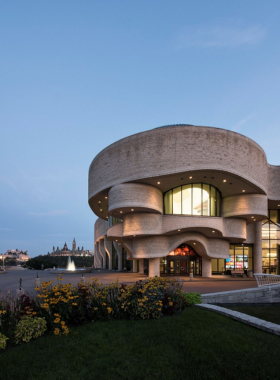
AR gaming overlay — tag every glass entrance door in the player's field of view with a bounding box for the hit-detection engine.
[161,243,202,276]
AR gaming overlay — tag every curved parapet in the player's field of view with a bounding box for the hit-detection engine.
[222,194,268,221]
[89,125,270,219]
[268,165,280,201]
[123,213,162,237]
[94,218,108,242]
[126,232,229,260]
[108,183,163,217]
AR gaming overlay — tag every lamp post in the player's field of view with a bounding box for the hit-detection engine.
[0,255,5,270]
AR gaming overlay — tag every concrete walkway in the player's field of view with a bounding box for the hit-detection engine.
[0,268,258,294]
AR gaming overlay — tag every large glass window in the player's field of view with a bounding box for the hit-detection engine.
[212,244,253,274]
[164,183,221,217]
[262,210,280,274]
[108,216,123,227]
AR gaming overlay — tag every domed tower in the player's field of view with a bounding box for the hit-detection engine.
[72,238,76,251]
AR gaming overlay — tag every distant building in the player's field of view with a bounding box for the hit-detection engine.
[3,249,30,262]
[49,238,93,257]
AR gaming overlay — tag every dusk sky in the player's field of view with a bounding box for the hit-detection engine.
[1,1,280,257]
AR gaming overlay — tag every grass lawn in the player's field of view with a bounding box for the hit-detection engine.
[1,307,279,380]
[225,305,280,325]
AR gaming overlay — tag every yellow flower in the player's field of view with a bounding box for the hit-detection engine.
[35,287,40,291]
[169,301,173,306]
[54,318,60,323]
[54,328,60,335]
[72,303,77,306]
[107,307,113,313]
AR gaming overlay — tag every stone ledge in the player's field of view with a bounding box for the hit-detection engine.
[196,303,280,336]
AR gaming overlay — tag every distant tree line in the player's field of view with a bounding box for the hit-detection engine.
[25,255,94,270]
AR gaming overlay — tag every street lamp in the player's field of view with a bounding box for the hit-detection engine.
[0,255,5,270]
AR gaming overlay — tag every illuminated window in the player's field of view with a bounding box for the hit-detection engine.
[164,183,221,217]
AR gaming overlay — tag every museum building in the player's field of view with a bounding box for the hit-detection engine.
[88,125,280,277]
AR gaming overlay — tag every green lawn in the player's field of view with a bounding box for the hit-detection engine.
[1,307,280,380]
[225,305,280,325]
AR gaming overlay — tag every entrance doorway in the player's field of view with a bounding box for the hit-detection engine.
[160,243,202,276]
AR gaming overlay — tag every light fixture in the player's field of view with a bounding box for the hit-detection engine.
[242,190,246,192]
[251,216,254,219]
[105,196,108,199]
[131,209,134,211]
[212,230,215,233]
[254,219,256,221]
[189,176,192,179]
[98,201,101,204]
[278,205,280,207]
[223,179,226,183]
[120,211,123,214]
[193,243,196,245]
[178,229,181,232]
[157,181,161,184]
[106,216,108,219]
[100,209,102,212]
[116,240,118,242]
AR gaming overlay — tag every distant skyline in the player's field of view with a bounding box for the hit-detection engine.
[1,0,280,257]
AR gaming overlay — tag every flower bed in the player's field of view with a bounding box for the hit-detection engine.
[0,276,201,349]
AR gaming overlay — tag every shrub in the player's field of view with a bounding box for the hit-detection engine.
[14,316,47,344]
[183,292,202,306]
[0,333,8,349]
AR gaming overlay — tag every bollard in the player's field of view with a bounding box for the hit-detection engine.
[35,276,41,288]
[190,273,193,282]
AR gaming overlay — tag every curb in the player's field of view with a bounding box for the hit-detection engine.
[196,303,280,337]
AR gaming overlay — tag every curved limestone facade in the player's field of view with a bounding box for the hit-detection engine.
[89,125,280,277]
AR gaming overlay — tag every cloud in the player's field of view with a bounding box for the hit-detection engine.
[232,113,255,131]
[28,210,68,217]
[176,25,266,49]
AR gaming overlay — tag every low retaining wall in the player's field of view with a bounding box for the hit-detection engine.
[201,284,280,304]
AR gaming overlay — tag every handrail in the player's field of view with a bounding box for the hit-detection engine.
[254,273,280,287]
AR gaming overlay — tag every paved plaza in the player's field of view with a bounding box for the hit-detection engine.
[0,268,258,295]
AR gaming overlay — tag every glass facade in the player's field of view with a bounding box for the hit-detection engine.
[262,210,280,274]
[108,216,123,227]
[122,248,132,271]
[211,244,253,274]
[164,183,221,216]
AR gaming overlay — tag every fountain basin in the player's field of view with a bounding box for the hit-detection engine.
[50,267,93,274]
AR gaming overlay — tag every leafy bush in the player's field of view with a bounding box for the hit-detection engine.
[25,255,94,270]
[183,292,202,305]
[0,332,8,349]
[14,316,47,344]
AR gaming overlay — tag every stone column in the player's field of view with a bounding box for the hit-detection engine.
[132,260,138,273]
[139,259,144,274]
[149,258,160,277]
[94,241,102,269]
[99,239,107,269]
[113,242,123,271]
[254,221,262,273]
[202,257,212,277]
[104,236,112,270]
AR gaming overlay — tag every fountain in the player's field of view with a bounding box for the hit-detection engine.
[50,256,93,274]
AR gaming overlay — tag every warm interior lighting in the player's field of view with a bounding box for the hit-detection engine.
[105,196,108,199]
[189,176,192,179]
[131,209,134,211]
[157,181,161,184]
[223,179,226,183]
[178,229,181,232]
[251,216,254,218]
[193,243,196,245]
[242,190,246,192]
[212,230,215,233]
[120,211,123,214]
[254,219,256,221]
[98,201,101,204]
[100,209,102,212]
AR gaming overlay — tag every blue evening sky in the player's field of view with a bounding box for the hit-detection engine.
[1,1,280,257]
